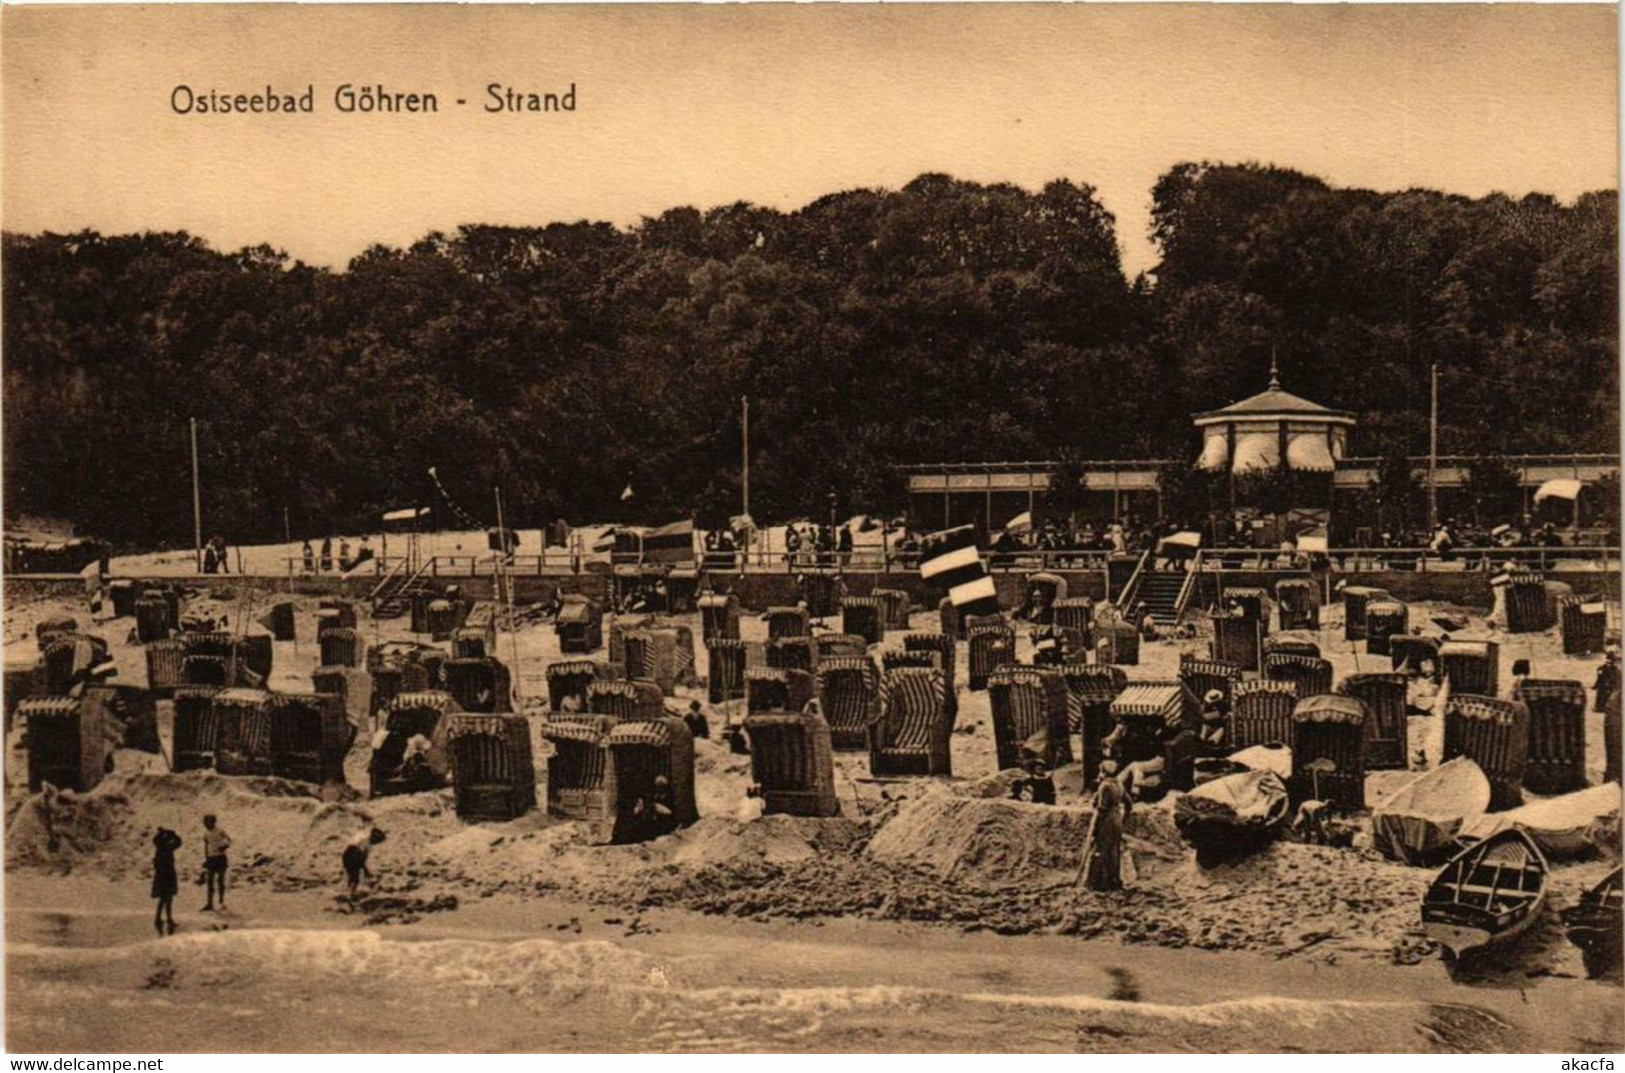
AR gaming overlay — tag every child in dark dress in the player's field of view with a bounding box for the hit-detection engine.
[151,827,182,936]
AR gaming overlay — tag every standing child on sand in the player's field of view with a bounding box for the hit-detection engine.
[342,826,386,898]
[152,827,183,936]
[200,813,231,911]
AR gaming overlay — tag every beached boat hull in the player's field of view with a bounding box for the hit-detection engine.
[1421,830,1548,959]
[1562,869,1623,979]
[1174,770,1289,867]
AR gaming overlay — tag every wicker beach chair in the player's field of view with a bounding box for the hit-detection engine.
[447,713,537,822]
[765,607,811,643]
[1274,578,1318,631]
[967,622,1017,690]
[1096,621,1140,667]
[1560,596,1607,656]
[1058,663,1126,786]
[1053,597,1095,653]
[706,639,752,705]
[869,667,951,777]
[542,714,616,836]
[815,655,879,750]
[20,696,107,793]
[873,588,911,632]
[587,678,664,724]
[1264,634,1322,660]
[171,686,222,772]
[546,659,601,716]
[1262,652,1334,698]
[1110,680,1192,765]
[268,691,351,785]
[746,666,815,715]
[624,628,681,696]
[1211,616,1262,672]
[765,635,819,677]
[988,666,1072,771]
[698,593,741,645]
[1290,694,1367,810]
[816,633,870,660]
[556,596,604,654]
[745,705,840,817]
[1389,635,1440,675]
[1513,679,1588,795]
[1444,694,1529,811]
[1223,587,1270,623]
[319,627,365,670]
[311,665,373,725]
[1339,672,1408,771]
[605,716,698,842]
[1363,601,1408,657]
[442,656,513,714]
[1180,655,1244,708]
[842,596,887,647]
[800,573,844,620]
[213,688,275,776]
[1506,571,1554,634]
[1440,640,1499,697]
[1340,586,1388,642]
[1230,680,1300,750]
[134,594,171,643]
[370,691,457,798]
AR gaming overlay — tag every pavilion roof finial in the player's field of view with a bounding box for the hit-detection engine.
[1268,346,1281,391]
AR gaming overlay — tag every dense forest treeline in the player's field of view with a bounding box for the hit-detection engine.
[3,163,1617,546]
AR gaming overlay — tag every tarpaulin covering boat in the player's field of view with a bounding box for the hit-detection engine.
[1460,782,1622,860]
[1174,769,1289,866]
[1372,757,1491,866]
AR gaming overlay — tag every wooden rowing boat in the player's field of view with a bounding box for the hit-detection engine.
[1174,769,1289,866]
[1371,757,1491,866]
[1561,868,1622,979]
[1422,829,1548,959]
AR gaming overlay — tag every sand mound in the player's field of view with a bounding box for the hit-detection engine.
[866,791,1092,889]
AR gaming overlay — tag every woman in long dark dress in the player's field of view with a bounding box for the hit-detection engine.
[151,827,182,936]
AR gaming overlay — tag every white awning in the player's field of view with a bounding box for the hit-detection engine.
[1534,478,1583,503]
[1286,432,1336,472]
[1197,430,1230,472]
[1232,432,1280,474]
[381,507,431,523]
[1004,510,1033,533]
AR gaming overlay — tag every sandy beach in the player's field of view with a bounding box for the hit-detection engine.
[5,582,1621,1052]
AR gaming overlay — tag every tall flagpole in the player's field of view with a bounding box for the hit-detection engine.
[494,486,522,705]
[741,395,751,570]
[190,417,203,573]
[1427,362,1439,532]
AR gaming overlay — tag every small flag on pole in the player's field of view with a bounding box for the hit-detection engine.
[918,525,999,617]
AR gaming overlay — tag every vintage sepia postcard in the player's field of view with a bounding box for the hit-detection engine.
[1,2,1619,1056]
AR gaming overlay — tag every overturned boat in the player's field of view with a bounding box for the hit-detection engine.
[1372,757,1491,866]
[1561,868,1623,979]
[1422,829,1548,959]
[1174,769,1290,866]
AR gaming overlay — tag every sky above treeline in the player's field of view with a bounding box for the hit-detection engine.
[2,4,1616,279]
